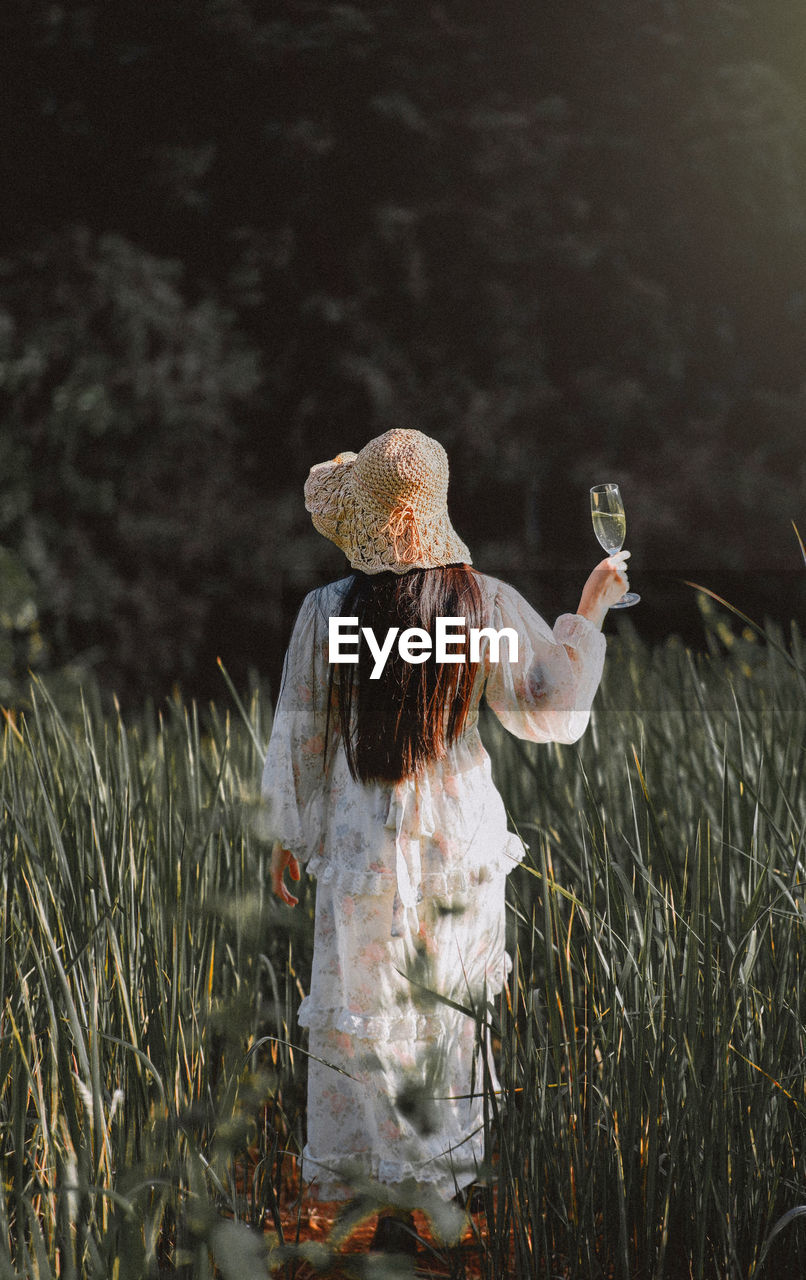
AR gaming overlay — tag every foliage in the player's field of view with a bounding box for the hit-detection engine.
[0,229,268,699]
[0,547,44,702]
[2,610,806,1276]
[1,0,805,686]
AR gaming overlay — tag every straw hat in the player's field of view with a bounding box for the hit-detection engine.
[304,429,472,574]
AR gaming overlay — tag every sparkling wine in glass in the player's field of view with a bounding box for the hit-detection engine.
[590,483,640,608]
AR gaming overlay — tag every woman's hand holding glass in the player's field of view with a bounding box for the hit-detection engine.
[271,841,301,907]
[577,550,632,629]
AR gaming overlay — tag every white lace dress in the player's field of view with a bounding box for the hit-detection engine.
[260,571,606,1201]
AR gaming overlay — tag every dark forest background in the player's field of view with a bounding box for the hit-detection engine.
[1,0,805,704]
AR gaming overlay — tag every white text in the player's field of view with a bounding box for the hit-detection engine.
[328,616,518,680]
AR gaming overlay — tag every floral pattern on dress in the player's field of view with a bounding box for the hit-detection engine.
[261,571,606,1200]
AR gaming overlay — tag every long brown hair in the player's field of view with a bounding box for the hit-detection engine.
[325,564,484,784]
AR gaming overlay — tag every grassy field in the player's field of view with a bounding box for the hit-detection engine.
[1,603,805,1279]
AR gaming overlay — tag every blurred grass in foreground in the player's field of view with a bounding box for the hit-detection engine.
[1,601,805,1278]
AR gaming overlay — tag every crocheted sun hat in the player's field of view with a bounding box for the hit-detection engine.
[304,429,472,574]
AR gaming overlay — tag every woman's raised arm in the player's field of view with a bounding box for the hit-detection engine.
[482,568,620,746]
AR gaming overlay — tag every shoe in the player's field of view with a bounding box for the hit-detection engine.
[370,1209,418,1256]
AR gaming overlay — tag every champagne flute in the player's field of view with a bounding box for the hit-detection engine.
[590,483,640,608]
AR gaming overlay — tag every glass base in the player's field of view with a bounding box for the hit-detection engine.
[610,592,640,609]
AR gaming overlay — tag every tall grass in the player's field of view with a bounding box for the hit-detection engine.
[1,683,308,1277]
[480,614,806,1278]
[1,607,804,1277]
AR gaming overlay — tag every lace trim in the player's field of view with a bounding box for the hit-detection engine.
[299,954,512,1041]
[301,1143,482,1202]
[299,1001,445,1040]
[306,834,526,897]
[554,610,607,655]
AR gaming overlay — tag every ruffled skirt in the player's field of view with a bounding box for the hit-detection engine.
[297,738,525,1201]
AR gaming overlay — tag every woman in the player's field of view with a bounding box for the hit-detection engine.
[262,429,629,1252]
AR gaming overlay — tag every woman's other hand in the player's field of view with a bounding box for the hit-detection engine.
[271,841,301,906]
[577,551,631,628]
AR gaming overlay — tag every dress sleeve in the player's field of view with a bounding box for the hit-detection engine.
[260,587,337,864]
[483,578,606,745]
